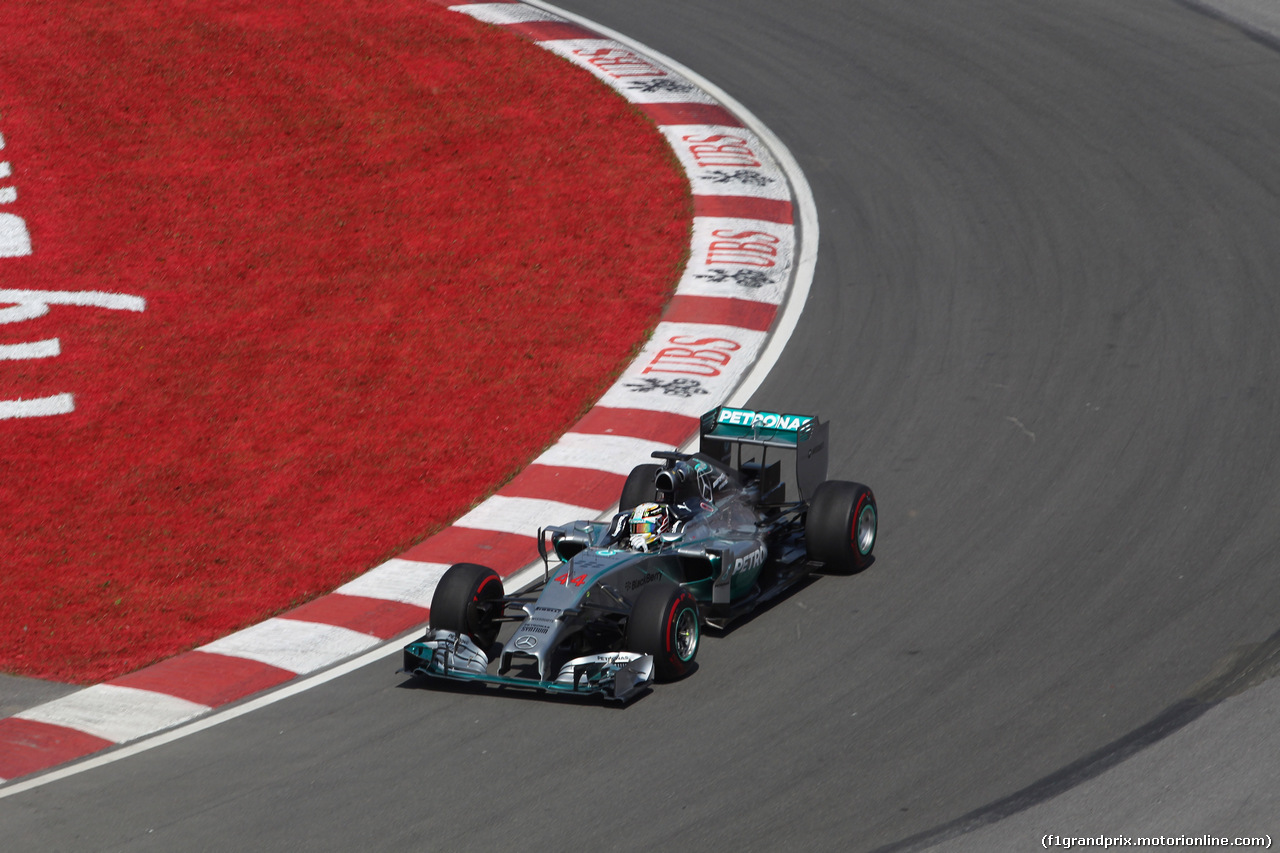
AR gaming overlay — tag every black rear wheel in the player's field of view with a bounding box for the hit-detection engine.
[625,582,700,682]
[430,562,504,651]
[620,463,662,511]
[805,480,877,573]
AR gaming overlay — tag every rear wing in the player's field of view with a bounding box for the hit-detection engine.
[698,406,829,504]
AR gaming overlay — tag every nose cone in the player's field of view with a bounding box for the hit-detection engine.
[501,616,558,681]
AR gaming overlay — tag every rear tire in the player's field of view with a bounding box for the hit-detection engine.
[430,562,504,650]
[620,463,662,511]
[805,480,877,573]
[625,582,700,682]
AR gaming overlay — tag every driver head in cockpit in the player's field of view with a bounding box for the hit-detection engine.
[628,502,672,552]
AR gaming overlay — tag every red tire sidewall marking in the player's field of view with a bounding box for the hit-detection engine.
[851,491,872,555]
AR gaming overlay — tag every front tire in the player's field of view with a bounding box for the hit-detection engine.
[805,480,877,573]
[625,583,700,682]
[430,562,504,650]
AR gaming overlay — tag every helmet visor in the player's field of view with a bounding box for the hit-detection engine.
[631,518,659,537]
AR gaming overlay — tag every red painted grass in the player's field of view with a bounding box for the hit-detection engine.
[0,1,690,682]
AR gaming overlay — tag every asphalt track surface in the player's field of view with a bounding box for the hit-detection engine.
[4,1,1280,850]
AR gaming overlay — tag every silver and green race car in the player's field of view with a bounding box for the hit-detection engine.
[401,405,878,703]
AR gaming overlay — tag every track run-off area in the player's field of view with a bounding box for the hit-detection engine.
[6,1,1280,851]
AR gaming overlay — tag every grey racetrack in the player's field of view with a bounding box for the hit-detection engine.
[4,1,1280,850]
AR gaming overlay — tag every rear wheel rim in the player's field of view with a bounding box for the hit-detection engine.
[854,503,876,555]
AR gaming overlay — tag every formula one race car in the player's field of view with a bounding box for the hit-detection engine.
[401,405,877,703]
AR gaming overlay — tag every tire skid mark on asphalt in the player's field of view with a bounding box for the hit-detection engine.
[0,0,805,785]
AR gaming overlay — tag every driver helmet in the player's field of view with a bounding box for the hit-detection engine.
[629,502,672,551]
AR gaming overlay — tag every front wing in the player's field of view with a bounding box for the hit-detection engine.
[401,630,653,704]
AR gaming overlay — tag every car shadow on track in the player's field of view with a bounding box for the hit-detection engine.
[698,572,826,640]
[393,673,654,708]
